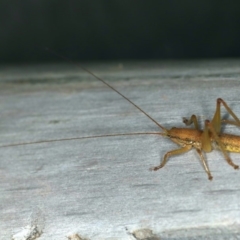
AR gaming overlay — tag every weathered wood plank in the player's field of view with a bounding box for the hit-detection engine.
[1,60,240,239]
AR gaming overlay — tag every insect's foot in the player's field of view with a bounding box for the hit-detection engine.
[149,166,161,171]
[208,175,213,181]
[234,165,239,170]
[182,117,188,125]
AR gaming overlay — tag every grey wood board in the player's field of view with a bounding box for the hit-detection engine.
[1,60,240,239]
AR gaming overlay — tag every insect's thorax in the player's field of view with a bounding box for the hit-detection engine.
[167,127,202,148]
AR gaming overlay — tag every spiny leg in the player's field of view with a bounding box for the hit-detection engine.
[212,98,240,134]
[206,120,239,169]
[195,149,213,180]
[150,145,192,171]
[182,114,199,130]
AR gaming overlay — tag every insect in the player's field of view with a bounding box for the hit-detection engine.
[152,98,240,180]
[2,52,240,180]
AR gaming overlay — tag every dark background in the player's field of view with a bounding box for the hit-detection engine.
[1,0,240,64]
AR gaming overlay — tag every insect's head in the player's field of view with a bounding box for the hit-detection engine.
[158,127,170,137]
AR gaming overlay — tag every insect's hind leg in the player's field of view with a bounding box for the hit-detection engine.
[221,119,240,127]
[212,98,240,133]
[195,149,213,180]
[183,114,199,130]
[206,120,239,170]
[150,145,192,171]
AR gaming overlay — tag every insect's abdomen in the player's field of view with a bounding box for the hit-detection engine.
[219,134,240,153]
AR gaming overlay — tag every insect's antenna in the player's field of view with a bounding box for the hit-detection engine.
[46,48,166,131]
[0,132,164,148]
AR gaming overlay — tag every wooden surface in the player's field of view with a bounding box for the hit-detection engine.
[1,60,240,239]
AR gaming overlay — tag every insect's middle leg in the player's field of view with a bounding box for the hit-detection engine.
[183,114,199,130]
[150,145,192,171]
[195,149,213,180]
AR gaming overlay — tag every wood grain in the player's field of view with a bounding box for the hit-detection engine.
[1,60,240,239]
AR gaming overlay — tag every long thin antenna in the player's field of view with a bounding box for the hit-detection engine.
[46,48,166,131]
[0,132,163,148]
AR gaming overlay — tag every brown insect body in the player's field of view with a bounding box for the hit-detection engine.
[166,127,240,153]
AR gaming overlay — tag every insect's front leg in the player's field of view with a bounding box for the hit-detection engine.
[150,145,192,171]
[182,114,199,130]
